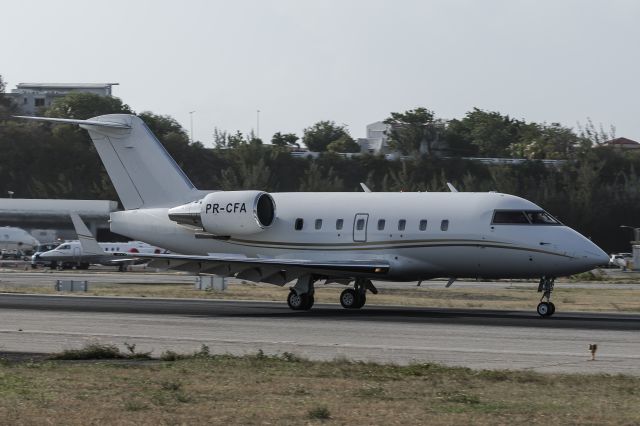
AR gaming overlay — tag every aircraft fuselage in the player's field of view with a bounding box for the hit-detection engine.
[111,191,607,280]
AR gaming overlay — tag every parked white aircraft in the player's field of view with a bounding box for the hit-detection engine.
[0,226,39,253]
[17,114,609,316]
[37,213,163,270]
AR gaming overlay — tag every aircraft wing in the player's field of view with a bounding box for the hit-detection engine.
[123,252,390,286]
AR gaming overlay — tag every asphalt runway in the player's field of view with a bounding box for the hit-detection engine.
[1,293,639,375]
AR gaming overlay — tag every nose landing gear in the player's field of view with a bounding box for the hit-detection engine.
[537,276,556,317]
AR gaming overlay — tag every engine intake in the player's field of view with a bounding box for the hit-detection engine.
[168,191,276,236]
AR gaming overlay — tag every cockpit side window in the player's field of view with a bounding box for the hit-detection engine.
[492,210,561,225]
[59,244,70,250]
[525,210,560,225]
[492,210,530,224]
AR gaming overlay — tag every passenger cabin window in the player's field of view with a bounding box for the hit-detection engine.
[315,219,323,230]
[419,220,428,231]
[356,218,365,231]
[440,220,449,231]
[492,210,560,225]
[398,219,406,231]
[336,219,344,230]
[295,218,304,230]
[377,219,386,230]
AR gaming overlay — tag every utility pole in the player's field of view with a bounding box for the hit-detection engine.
[189,111,196,143]
[256,109,260,140]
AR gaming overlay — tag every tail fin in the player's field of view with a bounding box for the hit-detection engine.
[16,114,200,209]
[69,212,104,256]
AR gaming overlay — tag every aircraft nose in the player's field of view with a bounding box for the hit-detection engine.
[581,244,609,268]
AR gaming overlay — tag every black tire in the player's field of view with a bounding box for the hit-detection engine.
[548,302,556,316]
[354,293,366,309]
[340,289,358,309]
[303,295,315,310]
[287,291,308,310]
[537,302,551,317]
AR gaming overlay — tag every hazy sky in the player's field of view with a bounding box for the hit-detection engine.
[2,0,638,146]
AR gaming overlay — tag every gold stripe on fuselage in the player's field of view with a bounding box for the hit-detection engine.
[225,238,573,258]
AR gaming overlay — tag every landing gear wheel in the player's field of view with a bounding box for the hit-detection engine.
[537,302,554,317]
[354,293,366,309]
[303,295,314,310]
[340,289,366,309]
[340,288,358,309]
[287,291,308,310]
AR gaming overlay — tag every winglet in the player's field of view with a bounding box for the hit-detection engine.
[360,183,372,193]
[69,212,104,256]
[446,182,459,193]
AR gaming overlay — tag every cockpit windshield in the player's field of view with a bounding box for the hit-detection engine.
[58,244,71,250]
[492,210,560,225]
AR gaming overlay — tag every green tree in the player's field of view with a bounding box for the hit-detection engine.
[227,131,246,149]
[384,107,445,156]
[298,162,344,191]
[45,92,132,119]
[302,121,352,152]
[0,74,15,117]
[271,132,299,147]
[509,123,586,160]
[327,134,360,153]
[213,127,229,148]
[446,108,524,157]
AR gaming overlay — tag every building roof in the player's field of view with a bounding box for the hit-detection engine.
[16,83,119,89]
[602,137,640,147]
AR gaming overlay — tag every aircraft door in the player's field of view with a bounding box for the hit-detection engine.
[353,213,369,242]
[73,247,81,262]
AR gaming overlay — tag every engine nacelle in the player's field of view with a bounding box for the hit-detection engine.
[168,191,276,236]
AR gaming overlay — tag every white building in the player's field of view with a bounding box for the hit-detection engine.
[7,83,118,115]
[356,120,446,156]
[356,121,392,155]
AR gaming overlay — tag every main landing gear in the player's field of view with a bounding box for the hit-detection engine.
[340,278,377,309]
[286,276,378,311]
[536,276,556,318]
[287,275,315,310]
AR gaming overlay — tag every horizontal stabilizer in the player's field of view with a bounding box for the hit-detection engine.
[14,115,131,129]
[14,114,199,209]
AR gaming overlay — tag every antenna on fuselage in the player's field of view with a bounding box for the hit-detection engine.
[360,183,372,193]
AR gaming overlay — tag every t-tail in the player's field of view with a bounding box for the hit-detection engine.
[16,114,201,209]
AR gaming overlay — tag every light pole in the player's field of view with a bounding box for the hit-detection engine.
[256,109,260,140]
[189,111,196,143]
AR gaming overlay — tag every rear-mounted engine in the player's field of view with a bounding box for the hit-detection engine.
[168,190,276,236]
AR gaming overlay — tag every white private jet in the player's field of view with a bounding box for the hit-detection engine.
[37,213,163,270]
[0,226,39,254]
[17,114,609,316]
